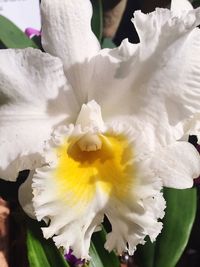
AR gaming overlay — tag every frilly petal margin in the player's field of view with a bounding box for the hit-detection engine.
[131,7,200,137]
[104,138,166,255]
[89,6,200,147]
[0,48,78,181]
[33,165,105,260]
[32,122,166,259]
[41,0,100,103]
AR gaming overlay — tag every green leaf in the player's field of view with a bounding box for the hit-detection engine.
[26,220,69,267]
[88,243,105,267]
[91,228,120,267]
[91,0,103,41]
[0,15,38,48]
[136,237,156,267]
[26,219,119,267]
[27,228,52,267]
[137,188,197,267]
[154,188,197,267]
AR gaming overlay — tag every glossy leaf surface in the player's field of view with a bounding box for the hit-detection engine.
[0,15,37,48]
[92,228,120,267]
[26,220,69,267]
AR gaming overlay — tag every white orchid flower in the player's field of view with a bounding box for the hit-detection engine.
[0,0,200,260]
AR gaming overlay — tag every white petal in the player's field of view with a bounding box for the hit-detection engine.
[133,8,200,59]
[18,171,35,218]
[183,113,200,138]
[171,0,193,12]
[0,48,65,107]
[33,163,106,259]
[41,0,100,103]
[132,8,200,133]
[91,8,200,145]
[132,8,200,125]
[105,196,164,255]
[32,124,108,259]
[88,41,139,119]
[0,118,58,181]
[151,142,200,189]
[0,48,79,117]
[0,48,78,181]
[33,121,166,258]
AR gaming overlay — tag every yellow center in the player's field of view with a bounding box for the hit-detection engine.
[53,133,136,207]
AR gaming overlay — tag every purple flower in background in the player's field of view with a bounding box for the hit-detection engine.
[25,28,41,38]
[65,249,85,266]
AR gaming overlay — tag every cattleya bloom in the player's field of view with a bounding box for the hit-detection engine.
[0,0,200,260]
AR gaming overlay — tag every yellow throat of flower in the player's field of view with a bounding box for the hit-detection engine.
[53,133,136,207]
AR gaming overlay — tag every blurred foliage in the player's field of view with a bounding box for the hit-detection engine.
[91,0,103,41]
[0,15,38,48]
[27,221,70,267]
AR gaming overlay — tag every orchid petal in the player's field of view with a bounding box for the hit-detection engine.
[32,119,166,258]
[0,48,78,181]
[105,191,165,255]
[151,142,200,189]
[0,120,54,181]
[90,8,200,146]
[33,151,105,259]
[183,113,200,138]
[41,0,100,103]
[171,0,193,12]
[88,40,141,121]
[0,48,77,114]
[131,7,200,139]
